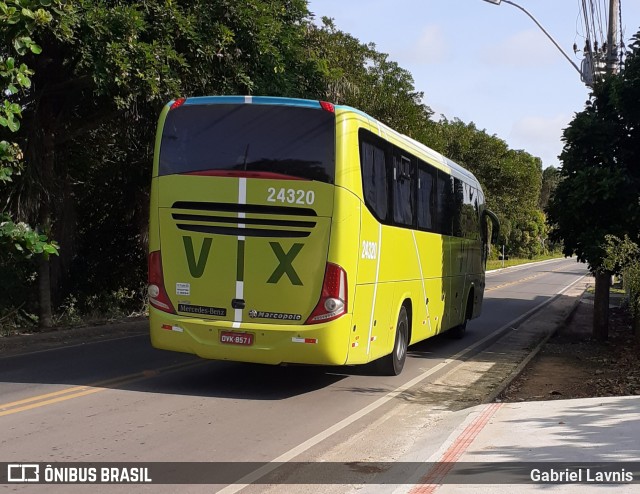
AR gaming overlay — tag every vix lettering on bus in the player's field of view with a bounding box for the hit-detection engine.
[267,242,304,285]
[182,237,212,278]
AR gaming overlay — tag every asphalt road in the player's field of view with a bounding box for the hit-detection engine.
[0,257,589,492]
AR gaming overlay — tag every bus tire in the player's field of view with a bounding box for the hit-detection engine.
[448,295,473,339]
[377,305,409,376]
[448,319,467,339]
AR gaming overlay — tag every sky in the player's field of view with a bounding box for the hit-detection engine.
[306,0,640,169]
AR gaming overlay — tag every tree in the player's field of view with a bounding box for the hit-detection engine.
[426,118,544,257]
[308,21,546,260]
[2,2,558,329]
[539,166,560,211]
[308,18,434,141]
[4,0,324,327]
[0,0,65,257]
[1,1,65,328]
[601,235,640,341]
[548,30,640,340]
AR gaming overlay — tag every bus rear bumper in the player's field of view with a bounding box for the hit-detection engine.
[149,309,351,366]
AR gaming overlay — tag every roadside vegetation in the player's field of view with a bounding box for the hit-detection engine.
[547,32,640,341]
[486,253,564,272]
[2,0,632,336]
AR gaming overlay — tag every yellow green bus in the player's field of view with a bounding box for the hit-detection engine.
[148,96,497,375]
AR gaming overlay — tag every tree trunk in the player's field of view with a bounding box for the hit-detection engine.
[593,270,611,341]
[37,120,56,329]
[38,254,53,329]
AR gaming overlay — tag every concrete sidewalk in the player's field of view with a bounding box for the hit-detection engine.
[396,395,640,492]
[391,284,640,493]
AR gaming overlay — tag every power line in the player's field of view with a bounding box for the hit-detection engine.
[580,0,593,51]
[589,0,600,50]
[579,0,597,84]
[577,0,625,84]
[619,0,624,67]
[593,0,607,47]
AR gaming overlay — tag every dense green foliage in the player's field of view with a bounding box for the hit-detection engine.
[549,32,640,271]
[539,166,560,210]
[0,0,63,255]
[309,19,547,259]
[427,118,545,258]
[626,261,640,336]
[3,0,324,327]
[0,0,67,329]
[1,1,553,330]
[548,30,640,338]
[602,235,640,337]
[310,18,434,141]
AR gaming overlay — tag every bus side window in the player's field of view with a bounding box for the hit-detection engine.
[392,154,415,227]
[460,183,480,240]
[417,162,435,231]
[360,139,389,221]
[452,177,464,237]
[436,170,453,236]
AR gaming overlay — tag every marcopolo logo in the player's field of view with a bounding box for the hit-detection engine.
[248,310,302,321]
[7,464,39,482]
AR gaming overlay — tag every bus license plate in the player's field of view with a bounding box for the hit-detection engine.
[220,331,254,346]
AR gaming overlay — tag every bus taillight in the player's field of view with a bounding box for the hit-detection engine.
[319,101,335,113]
[305,263,347,324]
[148,251,176,314]
[170,97,186,110]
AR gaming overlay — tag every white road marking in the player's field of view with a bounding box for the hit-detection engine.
[217,271,587,493]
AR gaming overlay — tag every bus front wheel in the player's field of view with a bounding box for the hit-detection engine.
[377,305,409,376]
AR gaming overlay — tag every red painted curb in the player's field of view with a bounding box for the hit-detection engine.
[409,402,503,493]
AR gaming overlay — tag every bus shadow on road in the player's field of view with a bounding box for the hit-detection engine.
[116,360,350,400]
[407,331,466,359]
[0,288,585,403]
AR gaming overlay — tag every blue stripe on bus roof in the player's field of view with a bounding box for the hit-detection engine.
[172,96,323,109]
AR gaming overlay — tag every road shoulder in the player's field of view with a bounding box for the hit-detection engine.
[0,318,148,358]
[248,277,591,493]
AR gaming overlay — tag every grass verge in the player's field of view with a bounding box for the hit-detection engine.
[486,254,565,271]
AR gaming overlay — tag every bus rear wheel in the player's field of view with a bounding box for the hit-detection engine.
[377,305,409,376]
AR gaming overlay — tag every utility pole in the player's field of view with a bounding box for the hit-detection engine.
[606,0,620,74]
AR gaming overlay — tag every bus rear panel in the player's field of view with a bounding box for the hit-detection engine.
[149,97,353,365]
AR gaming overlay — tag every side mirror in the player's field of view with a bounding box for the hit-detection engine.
[482,209,500,244]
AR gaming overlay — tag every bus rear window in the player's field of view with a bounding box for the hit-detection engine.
[159,104,335,183]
